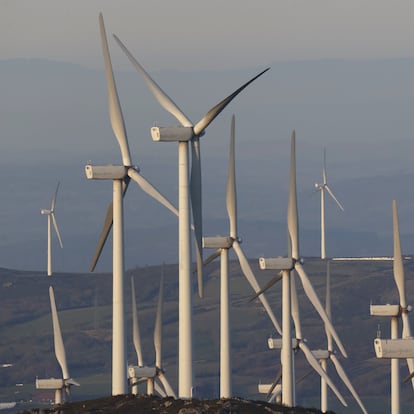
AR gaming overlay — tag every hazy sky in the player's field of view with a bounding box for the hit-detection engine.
[3,1,414,71]
[2,1,414,273]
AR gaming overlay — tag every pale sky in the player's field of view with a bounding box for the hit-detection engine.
[3,0,414,71]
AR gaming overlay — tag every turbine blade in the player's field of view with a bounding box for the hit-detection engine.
[233,240,282,334]
[99,14,132,166]
[248,272,282,303]
[157,372,177,398]
[287,130,299,259]
[127,169,178,217]
[190,137,203,298]
[325,185,344,211]
[113,34,193,127]
[203,249,222,266]
[51,214,63,249]
[193,68,270,136]
[266,365,282,400]
[322,148,327,185]
[295,262,347,358]
[290,270,302,340]
[330,354,368,414]
[154,379,167,398]
[51,182,60,211]
[154,268,164,369]
[299,341,347,407]
[131,276,143,367]
[90,178,130,272]
[393,200,406,308]
[49,286,69,380]
[226,115,237,239]
[325,261,333,352]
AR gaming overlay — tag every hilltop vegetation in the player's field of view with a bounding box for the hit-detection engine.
[1,259,414,413]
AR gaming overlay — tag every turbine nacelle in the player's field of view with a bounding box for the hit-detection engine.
[259,257,295,271]
[268,337,299,349]
[151,126,195,142]
[203,236,234,249]
[374,338,414,359]
[40,209,51,215]
[85,164,128,180]
[128,365,157,379]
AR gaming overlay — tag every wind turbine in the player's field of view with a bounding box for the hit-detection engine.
[40,182,63,276]
[314,148,344,259]
[202,115,281,398]
[370,200,414,414]
[36,286,79,404]
[128,272,176,398]
[113,33,269,398]
[258,130,348,406]
[85,14,179,396]
[315,261,368,413]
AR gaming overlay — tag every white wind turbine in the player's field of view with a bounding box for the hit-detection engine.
[85,14,179,396]
[128,272,176,398]
[113,33,269,398]
[40,182,63,276]
[203,115,282,398]
[258,130,348,406]
[370,200,414,414]
[36,286,79,404]
[315,261,367,413]
[314,149,344,260]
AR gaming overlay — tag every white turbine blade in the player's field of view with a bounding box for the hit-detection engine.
[113,34,193,127]
[90,179,130,272]
[290,270,302,340]
[192,68,270,136]
[299,341,347,407]
[325,185,344,212]
[325,261,333,352]
[295,262,347,358]
[154,269,164,369]
[99,14,132,166]
[249,272,282,303]
[131,277,143,367]
[158,372,177,398]
[51,214,63,249]
[226,115,237,239]
[203,249,222,266]
[51,182,60,212]
[49,286,69,380]
[322,148,327,185]
[154,379,167,398]
[393,200,406,308]
[330,354,368,414]
[287,130,299,259]
[127,168,178,217]
[232,240,282,334]
[190,137,203,298]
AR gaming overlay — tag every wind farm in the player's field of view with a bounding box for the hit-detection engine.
[3,4,414,414]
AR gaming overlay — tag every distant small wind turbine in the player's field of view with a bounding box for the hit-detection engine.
[314,149,344,260]
[203,115,281,398]
[36,286,79,404]
[40,182,63,276]
[315,261,367,414]
[128,272,176,398]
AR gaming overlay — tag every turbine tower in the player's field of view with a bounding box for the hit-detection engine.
[86,14,178,396]
[314,148,344,259]
[370,200,414,414]
[36,287,79,404]
[203,115,281,398]
[40,182,63,276]
[258,130,348,407]
[114,33,269,398]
